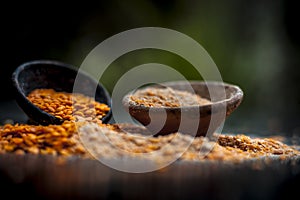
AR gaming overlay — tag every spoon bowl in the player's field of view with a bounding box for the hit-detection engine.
[122,81,243,136]
[12,60,112,125]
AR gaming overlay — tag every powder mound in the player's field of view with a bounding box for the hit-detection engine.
[129,87,211,107]
[78,123,300,163]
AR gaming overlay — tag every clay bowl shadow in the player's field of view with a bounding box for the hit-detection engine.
[11,60,112,125]
[122,81,243,137]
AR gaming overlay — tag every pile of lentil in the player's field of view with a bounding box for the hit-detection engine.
[27,89,110,122]
[0,121,299,162]
[0,88,112,157]
[0,121,86,156]
[129,87,211,107]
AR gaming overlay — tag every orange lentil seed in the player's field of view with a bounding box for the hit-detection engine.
[27,89,110,123]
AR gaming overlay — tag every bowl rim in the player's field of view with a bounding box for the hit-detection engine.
[122,80,243,111]
[12,59,112,124]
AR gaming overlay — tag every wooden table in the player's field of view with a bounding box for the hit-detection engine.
[0,153,299,200]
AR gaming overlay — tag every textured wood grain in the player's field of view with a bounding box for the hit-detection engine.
[0,153,299,200]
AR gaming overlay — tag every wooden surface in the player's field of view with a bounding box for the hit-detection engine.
[0,153,299,200]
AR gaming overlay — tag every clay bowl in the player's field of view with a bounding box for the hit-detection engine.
[11,60,112,125]
[122,81,243,137]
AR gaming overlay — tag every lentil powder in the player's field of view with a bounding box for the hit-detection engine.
[129,87,211,107]
[79,124,300,163]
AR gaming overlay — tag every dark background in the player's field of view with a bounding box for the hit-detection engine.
[0,0,299,137]
[0,1,299,199]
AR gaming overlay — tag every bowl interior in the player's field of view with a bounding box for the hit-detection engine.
[12,60,112,124]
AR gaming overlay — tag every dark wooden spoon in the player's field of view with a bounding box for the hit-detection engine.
[11,60,112,125]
